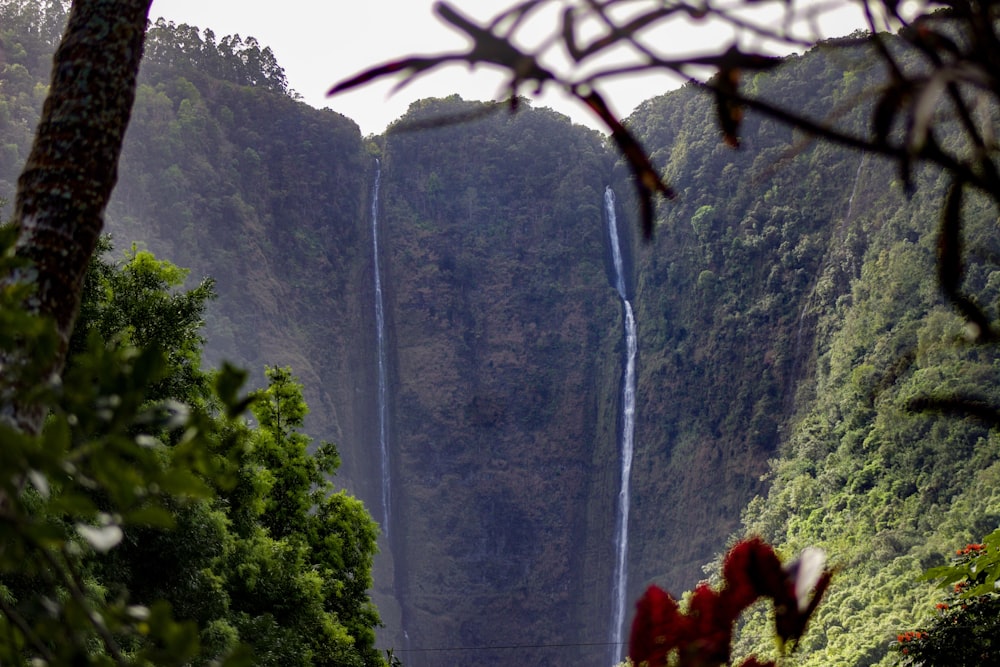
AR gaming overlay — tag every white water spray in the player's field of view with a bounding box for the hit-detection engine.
[606,187,637,665]
[371,159,391,538]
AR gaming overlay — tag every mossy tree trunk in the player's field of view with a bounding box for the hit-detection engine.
[9,0,152,432]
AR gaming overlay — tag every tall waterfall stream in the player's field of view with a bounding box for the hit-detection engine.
[605,186,637,665]
[371,159,391,538]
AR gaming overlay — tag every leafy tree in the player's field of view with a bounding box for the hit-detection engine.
[249,366,319,538]
[143,19,290,94]
[233,366,381,667]
[71,238,216,404]
[896,532,1000,666]
[0,225,250,665]
[0,235,384,665]
[75,249,382,666]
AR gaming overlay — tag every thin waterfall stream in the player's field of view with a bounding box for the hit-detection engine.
[371,158,391,538]
[605,186,637,665]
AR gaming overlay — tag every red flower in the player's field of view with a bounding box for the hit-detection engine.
[720,538,785,618]
[630,539,830,667]
[629,585,683,667]
[684,582,733,665]
[737,659,776,667]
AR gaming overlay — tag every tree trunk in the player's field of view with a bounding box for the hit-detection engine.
[8,0,152,432]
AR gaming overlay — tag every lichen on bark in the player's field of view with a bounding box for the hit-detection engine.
[5,0,153,433]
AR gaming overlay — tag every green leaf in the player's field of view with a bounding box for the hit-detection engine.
[214,363,251,419]
[123,505,177,529]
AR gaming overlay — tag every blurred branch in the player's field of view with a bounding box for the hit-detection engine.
[329,0,1000,333]
[908,396,1000,427]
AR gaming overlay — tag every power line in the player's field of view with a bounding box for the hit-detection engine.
[393,640,623,653]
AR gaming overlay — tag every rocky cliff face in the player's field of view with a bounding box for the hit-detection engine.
[107,72,377,495]
[373,99,622,665]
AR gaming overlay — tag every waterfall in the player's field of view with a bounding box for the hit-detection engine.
[605,186,637,665]
[608,189,627,299]
[371,159,391,538]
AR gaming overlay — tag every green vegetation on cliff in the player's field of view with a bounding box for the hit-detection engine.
[732,167,1000,664]
[624,38,886,598]
[626,34,1000,667]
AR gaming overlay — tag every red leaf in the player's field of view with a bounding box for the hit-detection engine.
[737,658,777,667]
[721,538,785,613]
[630,585,683,666]
[686,582,732,664]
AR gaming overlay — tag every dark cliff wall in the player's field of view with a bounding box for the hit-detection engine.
[375,98,622,666]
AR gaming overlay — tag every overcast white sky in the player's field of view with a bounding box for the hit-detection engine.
[149,1,868,136]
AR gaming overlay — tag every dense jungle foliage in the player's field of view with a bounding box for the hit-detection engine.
[0,231,383,665]
[623,36,1000,666]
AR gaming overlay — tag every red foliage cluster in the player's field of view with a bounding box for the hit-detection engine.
[629,538,831,667]
[956,543,984,556]
[896,630,928,657]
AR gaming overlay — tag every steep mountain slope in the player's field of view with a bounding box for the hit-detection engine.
[108,25,373,494]
[627,38,1000,666]
[623,39,886,598]
[731,99,1000,667]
